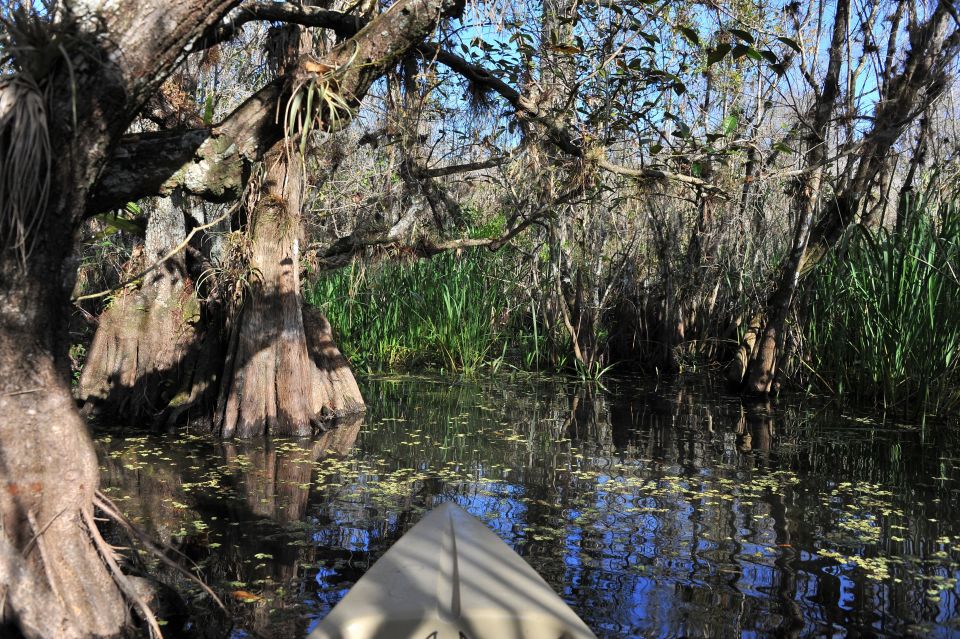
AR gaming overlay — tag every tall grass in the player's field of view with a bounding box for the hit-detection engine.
[804,201,960,415]
[305,251,529,374]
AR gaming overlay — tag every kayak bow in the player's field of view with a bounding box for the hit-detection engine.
[309,502,597,639]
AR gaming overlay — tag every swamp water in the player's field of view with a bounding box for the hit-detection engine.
[97,374,960,638]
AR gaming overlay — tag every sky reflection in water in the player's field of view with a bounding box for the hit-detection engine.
[98,374,960,638]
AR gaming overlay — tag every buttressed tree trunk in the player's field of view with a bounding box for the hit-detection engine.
[0,0,463,634]
[213,13,364,439]
[77,195,203,423]
[215,147,364,438]
[0,1,242,635]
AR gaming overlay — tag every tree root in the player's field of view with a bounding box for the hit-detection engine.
[0,530,84,639]
[82,507,164,638]
[26,510,67,619]
[93,491,226,610]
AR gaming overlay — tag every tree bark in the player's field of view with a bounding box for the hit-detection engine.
[0,0,464,633]
[809,1,958,256]
[740,0,849,394]
[215,147,364,438]
[1,254,127,638]
[0,0,242,632]
[77,196,204,423]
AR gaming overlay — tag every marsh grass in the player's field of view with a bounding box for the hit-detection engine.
[306,251,527,374]
[803,200,960,415]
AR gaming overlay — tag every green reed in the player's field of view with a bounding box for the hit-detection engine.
[305,251,521,374]
[803,200,960,415]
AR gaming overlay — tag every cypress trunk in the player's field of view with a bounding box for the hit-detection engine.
[215,146,364,438]
[77,195,204,423]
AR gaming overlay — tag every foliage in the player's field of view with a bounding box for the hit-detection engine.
[0,73,50,265]
[803,201,960,415]
[306,250,526,373]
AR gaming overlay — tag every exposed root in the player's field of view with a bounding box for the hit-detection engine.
[82,507,163,638]
[25,510,66,615]
[94,490,226,611]
[0,531,83,639]
[22,506,66,556]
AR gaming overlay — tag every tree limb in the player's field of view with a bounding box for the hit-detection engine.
[92,0,466,212]
[194,5,723,194]
[196,2,366,49]
[418,45,725,195]
[415,155,511,178]
[318,186,584,267]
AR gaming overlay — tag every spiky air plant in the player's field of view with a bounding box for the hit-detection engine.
[0,2,58,266]
[282,44,358,157]
[0,74,51,266]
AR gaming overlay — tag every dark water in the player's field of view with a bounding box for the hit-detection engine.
[97,374,960,638]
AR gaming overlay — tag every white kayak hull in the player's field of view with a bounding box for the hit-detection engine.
[309,502,597,639]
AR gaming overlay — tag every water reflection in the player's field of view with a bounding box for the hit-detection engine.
[97,375,960,638]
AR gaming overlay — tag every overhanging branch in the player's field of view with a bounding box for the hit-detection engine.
[196,3,365,49]
[197,4,722,194]
[92,0,466,212]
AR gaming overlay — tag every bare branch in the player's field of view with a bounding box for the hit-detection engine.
[415,155,511,178]
[419,45,725,195]
[196,2,365,49]
[318,186,584,267]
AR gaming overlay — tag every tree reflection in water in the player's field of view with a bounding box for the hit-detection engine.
[98,375,960,638]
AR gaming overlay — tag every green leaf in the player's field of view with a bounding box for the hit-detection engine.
[722,114,738,136]
[678,26,700,46]
[729,45,763,62]
[777,36,802,53]
[773,141,796,154]
[707,43,732,66]
[729,28,754,44]
[759,49,778,64]
[94,212,146,238]
[639,31,660,46]
[107,218,146,237]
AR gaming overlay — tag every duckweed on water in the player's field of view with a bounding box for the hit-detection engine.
[95,375,960,638]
